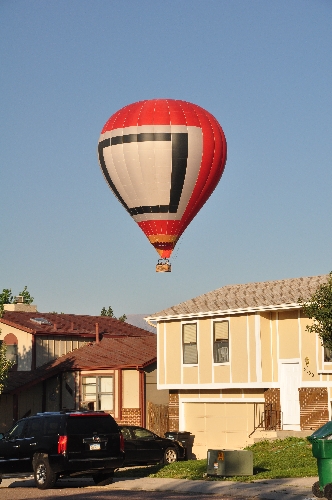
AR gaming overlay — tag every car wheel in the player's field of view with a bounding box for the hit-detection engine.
[92,471,114,486]
[33,453,57,490]
[164,447,178,464]
[312,481,325,498]
[0,475,2,485]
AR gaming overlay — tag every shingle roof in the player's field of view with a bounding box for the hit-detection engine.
[149,274,329,318]
[4,335,157,394]
[0,312,153,337]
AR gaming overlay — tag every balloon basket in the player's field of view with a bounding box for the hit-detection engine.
[156,259,171,272]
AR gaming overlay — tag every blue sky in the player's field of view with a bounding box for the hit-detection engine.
[1,1,331,316]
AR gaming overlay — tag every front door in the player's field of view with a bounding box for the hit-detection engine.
[280,362,301,430]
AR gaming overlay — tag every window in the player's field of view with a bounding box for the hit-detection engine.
[182,323,198,364]
[213,321,229,363]
[82,376,114,411]
[324,347,332,362]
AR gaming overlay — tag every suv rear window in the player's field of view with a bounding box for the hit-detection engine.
[66,415,118,435]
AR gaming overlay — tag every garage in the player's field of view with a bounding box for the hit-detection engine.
[183,402,260,459]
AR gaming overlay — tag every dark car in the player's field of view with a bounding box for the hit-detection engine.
[119,425,185,465]
[0,411,124,489]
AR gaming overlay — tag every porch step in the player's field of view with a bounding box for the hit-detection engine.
[276,430,313,439]
[253,429,313,443]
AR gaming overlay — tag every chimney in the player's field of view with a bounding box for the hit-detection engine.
[95,323,100,344]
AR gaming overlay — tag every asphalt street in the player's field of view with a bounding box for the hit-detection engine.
[0,475,319,500]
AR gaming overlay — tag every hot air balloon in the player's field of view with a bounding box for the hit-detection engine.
[97,99,227,272]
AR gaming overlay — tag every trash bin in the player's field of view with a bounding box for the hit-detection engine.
[308,421,332,499]
[207,449,253,476]
[164,431,192,459]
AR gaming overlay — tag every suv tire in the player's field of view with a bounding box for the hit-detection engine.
[33,453,57,490]
[92,471,114,486]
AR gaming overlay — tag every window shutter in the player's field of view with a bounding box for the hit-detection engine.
[183,323,197,343]
[214,321,228,341]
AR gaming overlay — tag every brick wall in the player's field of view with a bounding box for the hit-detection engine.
[168,391,179,431]
[299,388,329,430]
[117,408,141,426]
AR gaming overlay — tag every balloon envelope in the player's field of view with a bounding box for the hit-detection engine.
[98,99,227,258]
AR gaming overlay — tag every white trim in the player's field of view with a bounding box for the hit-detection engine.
[276,312,280,365]
[270,313,274,382]
[255,314,262,383]
[147,302,302,322]
[181,320,198,385]
[298,310,302,372]
[247,315,251,382]
[318,370,332,374]
[157,382,281,389]
[163,322,167,385]
[180,397,265,404]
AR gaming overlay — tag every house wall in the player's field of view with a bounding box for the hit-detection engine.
[17,384,43,420]
[157,307,332,457]
[159,310,323,389]
[0,324,32,370]
[35,336,89,368]
[0,394,14,432]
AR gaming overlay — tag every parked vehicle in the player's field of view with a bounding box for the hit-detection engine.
[118,425,185,465]
[0,411,124,489]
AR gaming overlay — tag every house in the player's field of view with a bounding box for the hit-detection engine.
[0,306,168,434]
[147,274,331,459]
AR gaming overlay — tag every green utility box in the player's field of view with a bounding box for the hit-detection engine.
[308,421,332,499]
[207,449,253,476]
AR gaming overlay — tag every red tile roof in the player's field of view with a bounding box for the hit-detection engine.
[4,335,157,394]
[0,311,153,338]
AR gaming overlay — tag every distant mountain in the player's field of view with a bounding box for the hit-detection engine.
[126,314,156,333]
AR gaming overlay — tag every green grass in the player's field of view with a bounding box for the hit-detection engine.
[114,437,318,481]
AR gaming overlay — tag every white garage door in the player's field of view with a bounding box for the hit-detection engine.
[183,402,257,459]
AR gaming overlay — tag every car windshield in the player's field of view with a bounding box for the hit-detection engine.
[6,420,26,439]
[132,428,155,439]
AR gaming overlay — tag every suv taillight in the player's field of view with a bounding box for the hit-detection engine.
[120,433,124,453]
[58,435,67,455]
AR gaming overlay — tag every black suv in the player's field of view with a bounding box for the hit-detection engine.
[0,411,124,489]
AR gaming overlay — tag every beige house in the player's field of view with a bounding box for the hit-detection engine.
[147,274,332,459]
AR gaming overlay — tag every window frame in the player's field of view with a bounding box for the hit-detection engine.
[182,322,198,365]
[81,374,114,411]
[212,320,230,364]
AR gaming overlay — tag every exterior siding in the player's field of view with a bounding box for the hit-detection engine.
[230,315,248,383]
[165,321,182,385]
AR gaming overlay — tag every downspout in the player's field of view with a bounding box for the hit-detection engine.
[139,369,145,427]
[118,368,122,422]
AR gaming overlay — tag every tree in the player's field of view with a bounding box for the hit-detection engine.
[15,286,34,305]
[299,272,332,350]
[0,286,34,317]
[0,288,13,317]
[100,306,126,322]
[0,329,14,393]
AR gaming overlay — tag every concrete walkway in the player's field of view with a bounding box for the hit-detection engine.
[0,474,319,499]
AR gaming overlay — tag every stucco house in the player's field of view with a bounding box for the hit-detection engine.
[147,274,332,459]
[0,307,167,433]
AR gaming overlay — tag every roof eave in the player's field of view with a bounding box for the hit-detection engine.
[147,302,302,322]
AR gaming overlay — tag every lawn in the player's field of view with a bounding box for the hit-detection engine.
[114,437,318,481]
